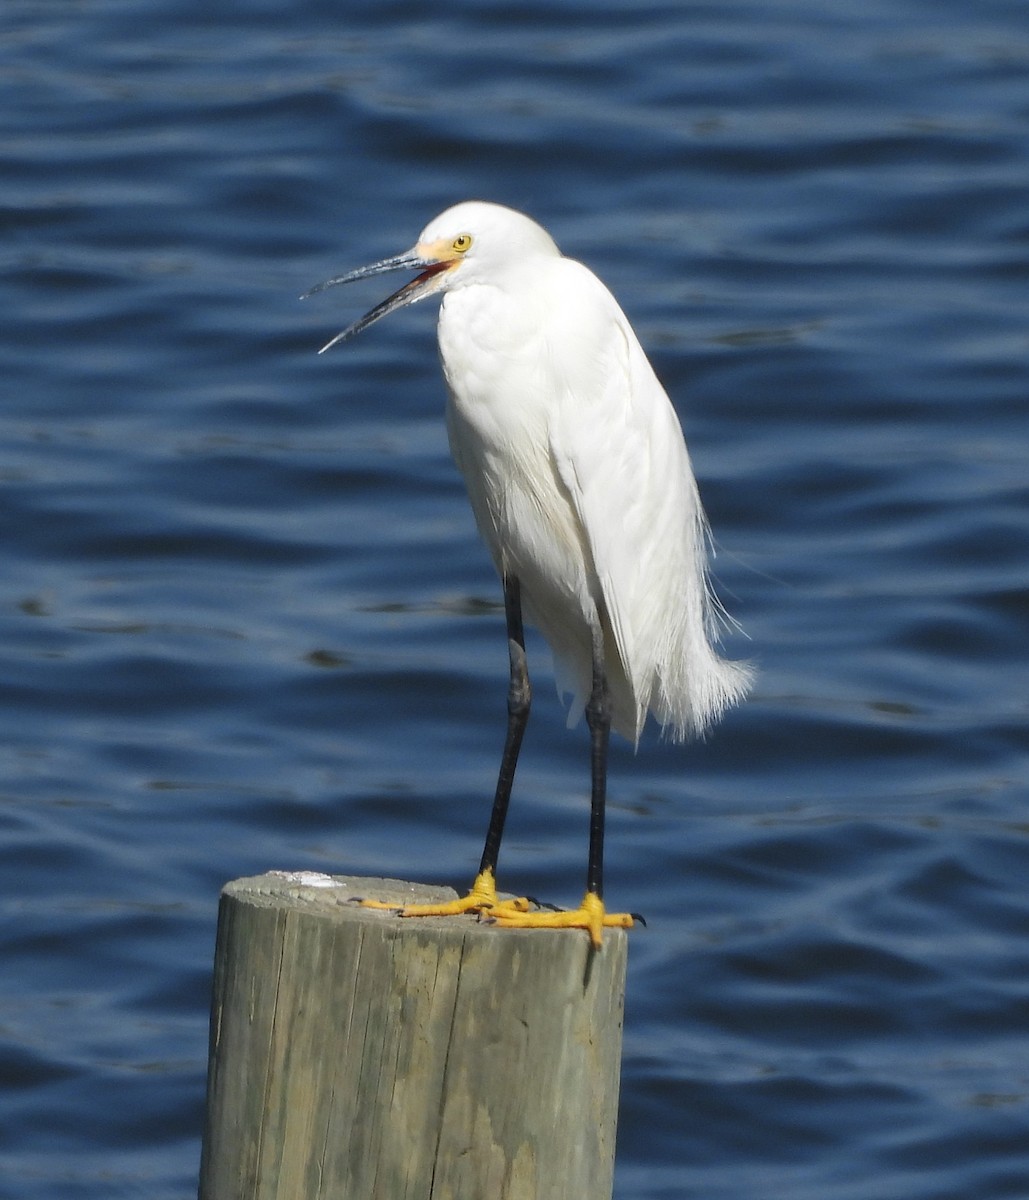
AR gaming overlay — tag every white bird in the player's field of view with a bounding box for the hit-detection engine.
[305,201,751,946]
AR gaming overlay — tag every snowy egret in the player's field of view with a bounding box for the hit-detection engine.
[305,201,751,946]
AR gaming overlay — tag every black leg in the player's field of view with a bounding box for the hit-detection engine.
[584,622,611,900]
[472,612,632,946]
[477,574,531,879]
[381,589,631,941]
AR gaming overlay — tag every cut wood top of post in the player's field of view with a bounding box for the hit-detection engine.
[222,872,630,953]
[227,872,458,918]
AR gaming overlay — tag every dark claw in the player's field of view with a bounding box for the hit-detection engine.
[630,912,647,927]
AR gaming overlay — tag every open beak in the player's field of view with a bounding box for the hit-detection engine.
[302,249,454,354]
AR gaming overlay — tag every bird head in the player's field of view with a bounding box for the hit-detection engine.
[303,201,560,353]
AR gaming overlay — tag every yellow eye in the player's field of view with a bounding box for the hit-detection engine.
[452,233,473,254]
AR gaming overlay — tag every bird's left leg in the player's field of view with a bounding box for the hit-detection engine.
[362,574,532,920]
[489,618,636,947]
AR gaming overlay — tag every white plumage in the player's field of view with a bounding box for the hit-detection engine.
[306,200,751,944]
[424,202,751,743]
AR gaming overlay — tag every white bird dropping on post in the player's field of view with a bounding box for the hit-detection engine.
[305,201,752,946]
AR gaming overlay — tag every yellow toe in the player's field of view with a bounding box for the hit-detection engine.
[487,891,634,949]
[360,869,530,919]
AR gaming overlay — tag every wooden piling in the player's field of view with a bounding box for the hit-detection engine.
[198,871,628,1200]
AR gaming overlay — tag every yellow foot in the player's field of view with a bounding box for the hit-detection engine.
[487,891,634,950]
[359,869,531,919]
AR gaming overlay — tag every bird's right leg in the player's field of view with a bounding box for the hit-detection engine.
[362,574,532,919]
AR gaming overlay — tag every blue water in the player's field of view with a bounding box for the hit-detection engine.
[3,0,1028,1196]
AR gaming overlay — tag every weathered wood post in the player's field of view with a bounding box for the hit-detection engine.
[198,872,628,1200]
